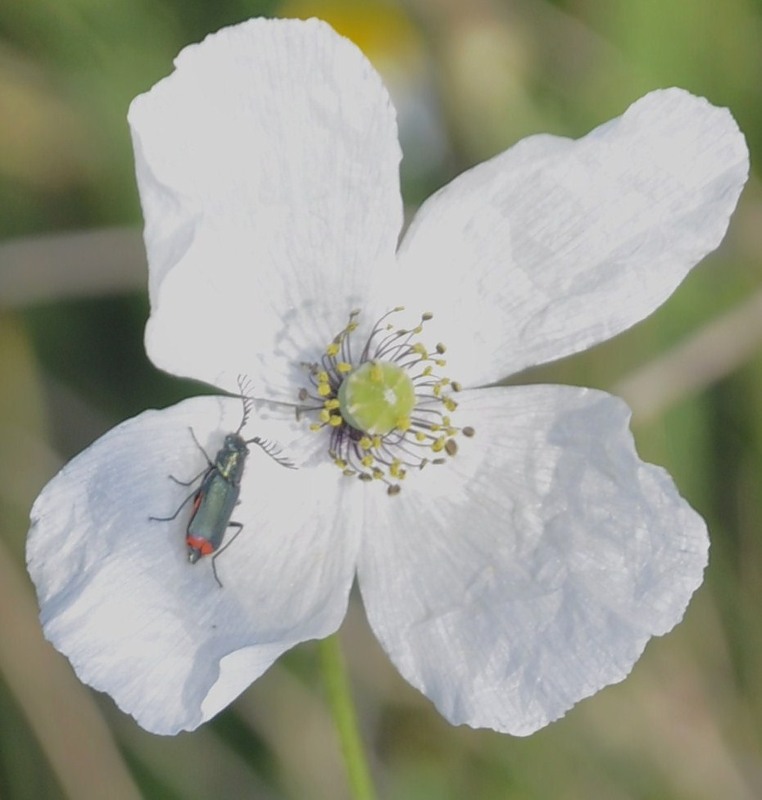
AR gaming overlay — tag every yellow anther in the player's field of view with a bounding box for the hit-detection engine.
[304,309,472,490]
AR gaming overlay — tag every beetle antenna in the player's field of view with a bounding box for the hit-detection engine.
[235,375,255,434]
[247,437,297,469]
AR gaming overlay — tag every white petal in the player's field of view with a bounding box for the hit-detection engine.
[397,89,748,385]
[27,396,359,734]
[129,18,403,396]
[357,385,708,735]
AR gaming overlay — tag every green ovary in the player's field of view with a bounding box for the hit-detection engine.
[338,361,416,435]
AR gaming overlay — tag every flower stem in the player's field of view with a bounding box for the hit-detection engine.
[318,633,377,800]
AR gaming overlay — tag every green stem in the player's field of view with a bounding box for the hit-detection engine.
[318,633,377,800]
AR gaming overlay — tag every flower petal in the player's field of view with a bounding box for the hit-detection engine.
[27,397,359,734]
[396,89,748,386]
[357,385,708,735]
[129,18,403,396]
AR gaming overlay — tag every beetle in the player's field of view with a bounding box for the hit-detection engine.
[151,388,294,586]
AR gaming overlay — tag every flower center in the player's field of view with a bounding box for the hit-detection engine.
[299,308,475,494]
[337,361,415,435]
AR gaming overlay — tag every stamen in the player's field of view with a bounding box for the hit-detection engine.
[299,309,475,492]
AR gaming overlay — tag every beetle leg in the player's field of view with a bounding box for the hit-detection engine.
[168,467,207,487]
[149,489,198,522]
[188,427,214,468]
[210,521,244,588]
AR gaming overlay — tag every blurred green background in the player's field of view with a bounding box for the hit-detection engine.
[1,0,761,798]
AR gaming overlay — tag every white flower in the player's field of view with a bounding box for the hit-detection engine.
[27,18,748,737]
